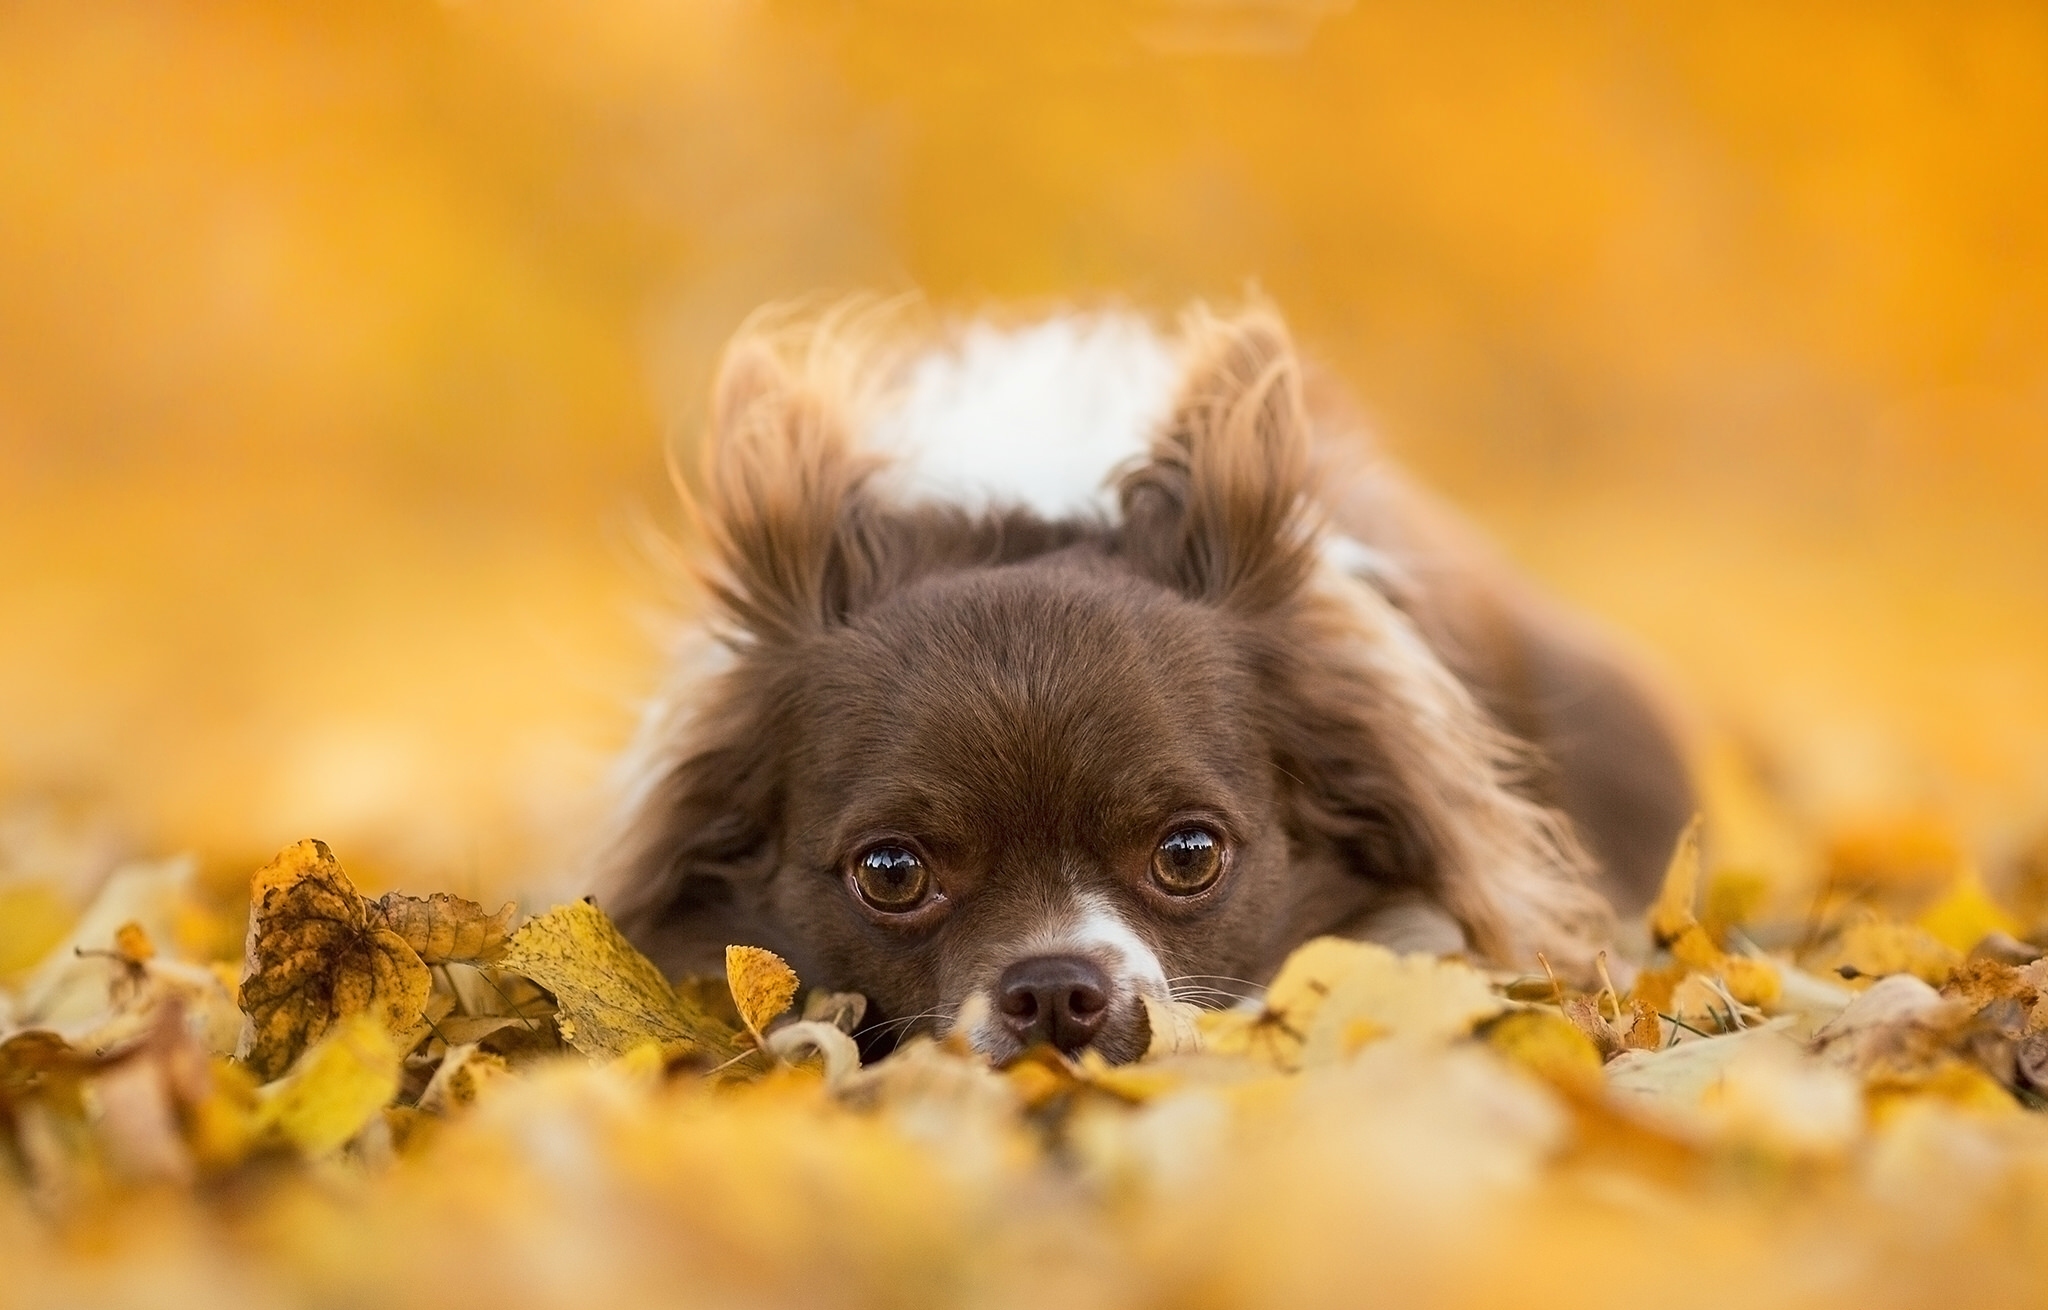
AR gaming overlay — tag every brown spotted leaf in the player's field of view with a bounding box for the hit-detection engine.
[237,839,432,1082]
[1623,997,1665,1052]
[372,891,518,965]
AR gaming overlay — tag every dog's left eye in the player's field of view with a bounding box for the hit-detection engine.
[850,845,933,913]
[1151,827,1224,895]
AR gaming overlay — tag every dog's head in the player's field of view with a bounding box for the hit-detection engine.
[608,307,1606,1063]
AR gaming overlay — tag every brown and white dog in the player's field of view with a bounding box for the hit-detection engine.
[603,303,1693,1064]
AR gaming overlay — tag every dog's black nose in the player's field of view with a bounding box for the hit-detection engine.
[996,955,1111,1053]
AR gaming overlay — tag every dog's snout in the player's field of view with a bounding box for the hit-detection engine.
[996,955,1111,1053]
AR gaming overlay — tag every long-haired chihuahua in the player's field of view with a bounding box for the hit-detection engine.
[602,302,1693,1064]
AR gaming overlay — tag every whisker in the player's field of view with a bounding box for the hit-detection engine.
[861,1006,958,1042]
[1166,974,1268,993]
[1166,984,1261,1010]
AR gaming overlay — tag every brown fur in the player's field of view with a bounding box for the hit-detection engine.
[602,303,1691,1062]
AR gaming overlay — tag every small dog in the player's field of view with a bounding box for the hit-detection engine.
[605,303,1693,1063]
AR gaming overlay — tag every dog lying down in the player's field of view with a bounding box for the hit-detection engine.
[604,303,1694,1064]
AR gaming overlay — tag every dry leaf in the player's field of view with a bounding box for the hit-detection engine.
[765,1020,862,1085]
[372,891,518,965]
[1810,974,1964,1080]
[1477,1008,1604,1091]
[801,990,868,1034]
[1607,1020,1802,1111]
[496,899,742,1062]
[1645,819,1782,1009]
[417,1043,510,1113]
[1140,994,1204,1059]
[1561,994,1623,1060]
[1941,958,2039,1024]
[1649,815,1706,947]
[14,856,197,1030]
[253,1012,403,1156]
[1917,871,2021,953]
[236,839,432,1082]
[726,944,799,1044]
[1818,913,1960,987]
[1199,939,1500,1070]
[1297,941,1504,1064]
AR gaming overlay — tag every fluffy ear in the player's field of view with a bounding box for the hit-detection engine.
[698,307,891,643]
[1117,307,1319,609]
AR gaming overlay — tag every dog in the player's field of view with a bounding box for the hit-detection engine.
[602,302,1694,1064]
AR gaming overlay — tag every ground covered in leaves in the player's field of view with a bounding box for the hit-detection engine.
[8,827,2048,1309]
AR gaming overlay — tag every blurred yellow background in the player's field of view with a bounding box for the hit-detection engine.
[2,0,2044,903]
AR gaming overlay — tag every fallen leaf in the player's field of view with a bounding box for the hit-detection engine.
[1140,994,1203,1059]
[417,1043,510,1113]
[726,944,799,1044]
[1607,1020,1801,1112]
[1817,913,1960,988]
[14,856,197,1030]
[1810,973,1965,1083]
[765,1020,862,1085]
[1477,1008,1603,1091]
[372,891,518,965]
[1941,957,2038,1023]
[1562,994,1623,1060]
[1645,820,1783,1009]
[253,1012,403,1156]
[1650,815,1706,947]
[236,840,432,1081]
[1199,938,1501,1070]
[0,885,73,981]
[1917,870,2022,954]
[801,990,868,1034]
[496,899,742,1063]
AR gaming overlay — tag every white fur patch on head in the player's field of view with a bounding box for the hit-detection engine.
[950,892,1171,1054]
[1043,892,1172,998]
[866,314,1178,520]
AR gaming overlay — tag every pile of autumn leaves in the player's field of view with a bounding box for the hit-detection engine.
[7,828,2048,1309]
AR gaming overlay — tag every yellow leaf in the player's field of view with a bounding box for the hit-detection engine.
[1649,815,1705,947]
[1221,937,1503,1070]
[725,944,799,1043]
[1916,870,2020,954]
[1478,1008,1604,1091]
[185,1058,260,1172]
[1139,994,1203,1059]
[497,899,743,1063]
[1719,955,1783,1009]
[1701,865,1772,938]
[0,885,73,980]
[236,840,433,1082]
[371,891,519,965]
[1821,914,1960,987]
[253,1013,401,1156]
[1867,1060,2021,1123]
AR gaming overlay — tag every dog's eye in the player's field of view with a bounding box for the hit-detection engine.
[851,845,932,913]
[1151,827,1224,895]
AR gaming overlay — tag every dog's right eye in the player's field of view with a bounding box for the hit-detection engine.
[850,845,932,914]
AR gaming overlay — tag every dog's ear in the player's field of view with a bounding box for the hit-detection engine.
[699,311,891,643]
[1117,307,1319,610]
